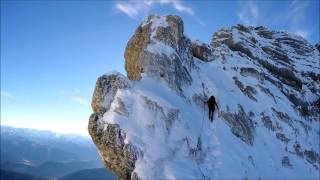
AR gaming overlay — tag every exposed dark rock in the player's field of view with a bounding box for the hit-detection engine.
[233,76,257,101]
[220,104,255,145]
[192,93,208,108]
[210,29,231,48]
[310,98,320,121]
[281,91,304,107]
[257,85,276,103]
[114,98,129,117]
[211,27,255,59]
[141,95,180,133]
[185,137,204,164]
[124,15,193,92]
[293,142,304,158]
[234,24,251,33]
[255,26,273,39]
[276,133,290,144]
[301,71,320,82]
[155,15,185,50]
[257,58,302,90]
[88,114,139,180]
[89,72,138,180]
[271,107,294,129]
[191,41,213,61]
[260,113,276,131]
[264,74,283,90]
[91,72,130,113]
[248,156,255,167]
[275,35,314,55]
[261,46,290,64]
[124,20,152,80]
[315,43,320,52]
[304,149,320,165]
[240,67,264,81]
[229,42,254,59]
[282,156,292,168]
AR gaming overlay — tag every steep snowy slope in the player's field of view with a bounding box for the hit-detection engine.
[88,15,320,180]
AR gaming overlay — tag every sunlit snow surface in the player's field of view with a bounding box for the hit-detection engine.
[97,18,319,179]
[100,52,319,179]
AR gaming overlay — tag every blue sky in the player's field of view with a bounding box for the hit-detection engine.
[1,0,319,135]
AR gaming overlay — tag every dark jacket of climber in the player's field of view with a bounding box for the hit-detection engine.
[206,95,218,122]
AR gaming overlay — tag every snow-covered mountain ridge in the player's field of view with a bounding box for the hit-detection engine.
[88,15,319,180]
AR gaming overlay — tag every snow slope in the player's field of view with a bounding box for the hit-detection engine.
[88,15,320,180]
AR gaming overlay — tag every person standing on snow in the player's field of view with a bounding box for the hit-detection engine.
[206,95,218,122]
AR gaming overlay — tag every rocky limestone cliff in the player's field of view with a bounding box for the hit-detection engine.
[88,15,320,179]
[124,15,193,93]
[88,72,137,179]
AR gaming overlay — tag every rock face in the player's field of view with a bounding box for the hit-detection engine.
[91,72,131,113]
[211,24,319,116]
[88,72,137,180]
[220,104,255,146]
[89,15,320,179]
[124,15,193,92]
[191,40,214,61]
[315,43,320,52]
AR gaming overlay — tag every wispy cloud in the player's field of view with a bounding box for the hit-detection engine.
[237,0,311,40]
[288,0,308,25]
[287,0,310,39]
[237,1,259,25]
[293,29,310,39]
[56,88,89,106]
[74,88,80,94]
[116,0,150,18]
[272,0,311,39]
[116,0,203,25]
[1,90,16,99]
[164,0,194,16]
[71,96,89,106]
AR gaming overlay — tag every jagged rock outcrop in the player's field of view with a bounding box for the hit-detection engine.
[191,40,214,61]
[315,43,320,52]
[212,24,319,117]
[91,72,131,113]
[124,15,193,92]
[88,114,138,180]
[89,15,320,179]
[88,72,139,180]
[220,104,255,145]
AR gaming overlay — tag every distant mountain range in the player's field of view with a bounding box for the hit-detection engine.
[0,169,46,180]
[59,168,116,180]
[0,126,116,180]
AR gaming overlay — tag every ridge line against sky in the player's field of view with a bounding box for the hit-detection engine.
[115,0,318,40]
[1,0,319,135]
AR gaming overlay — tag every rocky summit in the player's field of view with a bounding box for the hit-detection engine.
[88,15,319,180]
